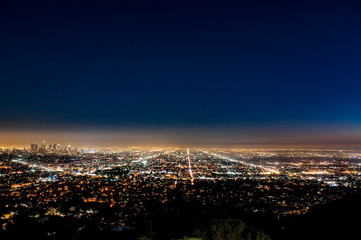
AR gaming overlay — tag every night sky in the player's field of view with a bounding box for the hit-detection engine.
[1,0,361,146]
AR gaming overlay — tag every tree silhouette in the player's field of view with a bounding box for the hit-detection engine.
[193,218,271,240]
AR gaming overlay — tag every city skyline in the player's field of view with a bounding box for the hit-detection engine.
[1,146,360,239]
[2,1,361,239]
[2,123,361,149]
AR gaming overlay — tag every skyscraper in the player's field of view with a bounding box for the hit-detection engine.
[31,143,38,152]
[41,140,46,150]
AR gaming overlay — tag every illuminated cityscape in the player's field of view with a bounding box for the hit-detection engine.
[2,0,361,239]
[1,144,361,239]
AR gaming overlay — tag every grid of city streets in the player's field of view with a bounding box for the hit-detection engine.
[1,147,361,238]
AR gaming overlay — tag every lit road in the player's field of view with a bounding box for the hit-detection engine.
[199,149,280,174]
[187,149,194,184]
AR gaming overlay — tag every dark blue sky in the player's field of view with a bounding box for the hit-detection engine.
[1,0,361,134]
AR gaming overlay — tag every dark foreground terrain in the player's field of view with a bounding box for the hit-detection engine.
[1,194,361,240]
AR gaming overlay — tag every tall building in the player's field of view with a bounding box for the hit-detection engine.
[41,141,46,150]
[31,143,38,151]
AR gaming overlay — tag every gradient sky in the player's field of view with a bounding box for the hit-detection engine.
[1,0,361,146]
